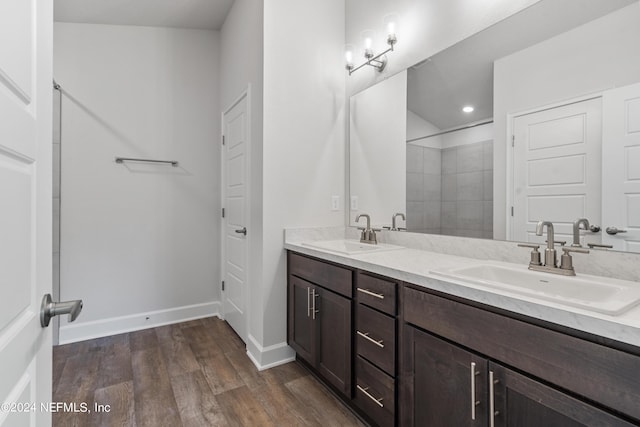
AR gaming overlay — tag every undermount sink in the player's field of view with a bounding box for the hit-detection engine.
[302,239,403,255]
[431,263,640,316]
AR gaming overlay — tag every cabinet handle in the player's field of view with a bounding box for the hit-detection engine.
[307,287,311,318]
[312,289,318,320]
[356,384,384,408]
[356,330,384,348]
[470,362,480,420]
[357,287,385,299]
[489,371,499,427]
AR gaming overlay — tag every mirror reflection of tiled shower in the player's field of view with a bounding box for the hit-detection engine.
[53,82,61,345]
[407,131,493,239]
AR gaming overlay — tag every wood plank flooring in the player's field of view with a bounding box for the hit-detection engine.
[53,317,365,427]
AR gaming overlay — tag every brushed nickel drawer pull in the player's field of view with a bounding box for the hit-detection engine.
[307,287,311,317]
[470,362,478,420]
[357,287,385,299]
[357,330,385,348]
[357,384,384,408]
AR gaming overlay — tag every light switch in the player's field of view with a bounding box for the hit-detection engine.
[350,196,358,211]
[331,195,340,211]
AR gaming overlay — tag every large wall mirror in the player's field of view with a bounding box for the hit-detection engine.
[349,0,640,253]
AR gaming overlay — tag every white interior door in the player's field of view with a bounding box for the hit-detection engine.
[221,93,249,343]
[512,98,602,246]
[602,82,640,252]
[0,1,53,427]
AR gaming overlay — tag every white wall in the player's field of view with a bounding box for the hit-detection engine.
[493,3,640,239]
[350,71,407,227]
[345,0,540,96]
[259,0,346,362]
[55,23,220,342]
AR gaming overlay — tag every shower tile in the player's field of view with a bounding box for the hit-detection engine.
[424,202,441,229]
[441,202,457,229]
[457,201,484,230]
[484,201,494,232]
[483,171,493,201]
[483,141,494,171]
[457,171,484,201]
[407,145,424,173]
[442,149,457,174]
[423,173,441,202]
[457,144,484,173]
[407,173,425,202]
[423,147,441,174]
[406,202,426,231]
[441,174,457,202]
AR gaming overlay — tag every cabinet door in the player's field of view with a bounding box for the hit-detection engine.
[288,275,317,364]
[317,287,352,396]
[404,326,488,427]
[490,363,636,427]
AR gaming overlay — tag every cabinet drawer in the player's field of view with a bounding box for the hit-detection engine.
[288,252,352,298]
[404,286,640,422]
[356,272,396,315]
[356,304,395,376]
[354,356,395,427]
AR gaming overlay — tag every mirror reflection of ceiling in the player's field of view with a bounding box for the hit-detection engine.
[407,0,636,133]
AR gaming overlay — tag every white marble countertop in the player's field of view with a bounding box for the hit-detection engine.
[285,234,640,349]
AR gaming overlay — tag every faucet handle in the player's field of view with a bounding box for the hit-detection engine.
[561,246,589,254]
[559,246,589,272]
[587,243,613,249]
[546,239,566,246]
[517,243,541,266]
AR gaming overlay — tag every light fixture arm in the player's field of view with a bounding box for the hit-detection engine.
[346,36,397,75]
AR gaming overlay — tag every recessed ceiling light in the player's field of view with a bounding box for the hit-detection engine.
[462,106,474,113]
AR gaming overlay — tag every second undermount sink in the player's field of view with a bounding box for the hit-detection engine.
[302,239,403,255]
[431,263,640,316]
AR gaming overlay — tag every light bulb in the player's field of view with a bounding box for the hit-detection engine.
[345,50,353,64]
[364,37,372,50]
[463,106,474,113]
[387,21,396,37]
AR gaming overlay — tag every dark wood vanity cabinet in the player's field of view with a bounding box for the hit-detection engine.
[287,252,352,395]
[402,286,640,427]
[353,272,399,427]
[288,250,640,427]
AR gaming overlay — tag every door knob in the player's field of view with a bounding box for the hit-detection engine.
[40,293,83,327]
[235,227,247,235]
[605,227,627,235]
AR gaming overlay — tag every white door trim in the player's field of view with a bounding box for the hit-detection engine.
[220,85,251,342]
[505,92,603,240]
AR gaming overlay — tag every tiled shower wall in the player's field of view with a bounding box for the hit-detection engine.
[407,141,493,238]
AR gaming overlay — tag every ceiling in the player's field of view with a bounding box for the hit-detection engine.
[54,0,235,30]
[407,0,637,133]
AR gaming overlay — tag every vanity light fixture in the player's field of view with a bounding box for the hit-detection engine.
[345,17,398,75]
[462,105,475,113]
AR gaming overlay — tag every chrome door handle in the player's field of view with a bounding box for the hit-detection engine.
[470,362,480,420]
[235,227,247,235]
[40,293,83,327]
[606,226,627,235]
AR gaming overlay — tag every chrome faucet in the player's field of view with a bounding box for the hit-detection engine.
[391,212,405,231]
[536,220,557,268]
[571,218,590,247]
[355,214,378,244]
[518,220,589,276]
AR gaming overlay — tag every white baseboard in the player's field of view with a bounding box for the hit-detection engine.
[246,334,296,371]
[58,301,220,344]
